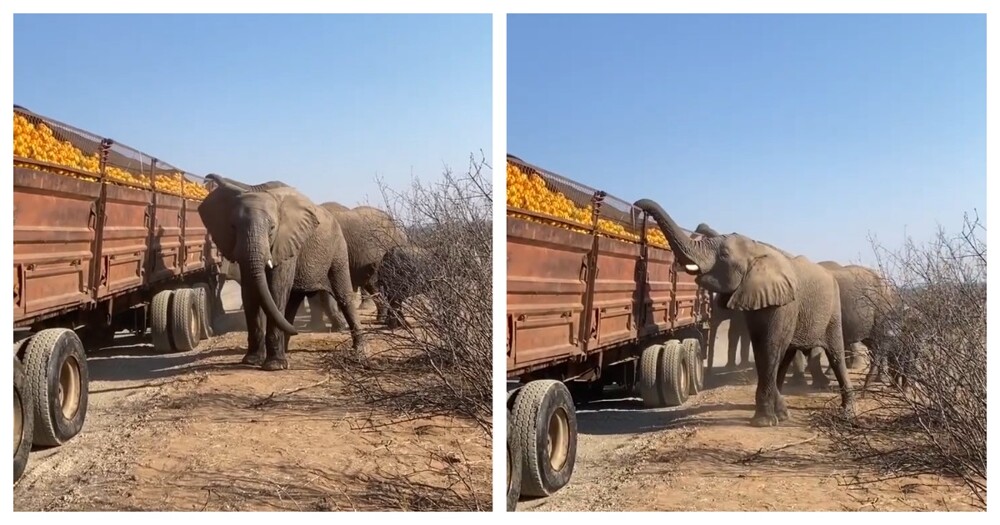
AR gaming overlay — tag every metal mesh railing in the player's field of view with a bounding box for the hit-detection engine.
[12,105,210,200]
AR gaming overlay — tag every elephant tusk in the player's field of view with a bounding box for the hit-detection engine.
[267,259,273,269]
[684,263,700,273]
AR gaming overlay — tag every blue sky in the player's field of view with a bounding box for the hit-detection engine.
[508,14,985,265]
[14,14,492,207]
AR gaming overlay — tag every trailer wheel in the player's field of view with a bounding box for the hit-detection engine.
[23,329,89,447]
[150,289,175,352]
[512,380,577,497]
[14,356,34,483]
[683,338,704,395]
[658,340,690,407]
[639,344,664,408]
[170,288,201,352]
[506,408,522,511]
[192,284,213,340]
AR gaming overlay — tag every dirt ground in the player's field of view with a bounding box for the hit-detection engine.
[517,320,980,512]
[14,283,490,511]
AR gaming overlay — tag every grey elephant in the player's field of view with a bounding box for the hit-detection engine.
[304,202,409,330]
[634,199,855,426]
[375,244,431,329]
[694,224,832,387]
[694,224,752,371]
[198,175,366,370]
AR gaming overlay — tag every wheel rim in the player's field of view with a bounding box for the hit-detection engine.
[680,361,689,394]
[190,302,201,343]
[14,387,23,454]
[59,355,82,419]
[547,406,570,471]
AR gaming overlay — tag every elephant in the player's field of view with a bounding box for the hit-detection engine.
[633,199,855,426]
[374,244,431,329]
[694,223,830,387]
[784,261,901,389]
[694,224,752,371]
[304,203,409,331]
[198,175,366,370]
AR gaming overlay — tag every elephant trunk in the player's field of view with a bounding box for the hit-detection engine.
[633,198,716,271]
[243,236,299,335]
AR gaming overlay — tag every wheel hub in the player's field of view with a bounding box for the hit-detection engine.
[547,407,570,471]
[59,356,81,419]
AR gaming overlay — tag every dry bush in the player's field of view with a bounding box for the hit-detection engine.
[817,212,986,508]
[328,152,492,510]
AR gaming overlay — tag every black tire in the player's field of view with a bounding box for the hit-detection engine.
[150,289,175,352]
[14,357,34,483]
[511,380,577,497]
[193,284,213,340]
[683,338,704,395]
[170,288,201,352]
[506,408,522,511]
[639,344,664,408]
[23,329,89,447]
[658,340,690,407]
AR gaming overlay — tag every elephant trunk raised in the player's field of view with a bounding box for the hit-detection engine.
[633,198,721,273]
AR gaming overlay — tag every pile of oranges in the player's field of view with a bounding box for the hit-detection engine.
[13,112,208,199]
[506,161,669,249]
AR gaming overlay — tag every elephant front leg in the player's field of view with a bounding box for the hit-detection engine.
[305,293,328,332]
[748,320,793,427]
[807,349,831,389]
[822,324,856,418]
[363,282,384,321]
[321,293,349,333]
[329,265,367,353]
[241,281,266,366]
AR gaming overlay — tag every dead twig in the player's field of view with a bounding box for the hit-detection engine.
[735,434,818,464]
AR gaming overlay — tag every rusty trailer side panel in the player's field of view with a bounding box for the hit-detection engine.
[507,216,707,379]
[13,169,100,321]
[638,244,675,337]
[97,183,153,297]
[506,217,590,371]
[13,167,217,329]
[591,236,640,349]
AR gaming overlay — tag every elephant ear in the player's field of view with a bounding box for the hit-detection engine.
[198,184,242,261]
[727,254,797,311]
[271,194,321,265]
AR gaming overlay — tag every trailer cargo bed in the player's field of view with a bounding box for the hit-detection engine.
[505,154,711,508]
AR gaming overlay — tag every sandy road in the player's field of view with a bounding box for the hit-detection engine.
[14,283,490,511]
[516,321,978,512]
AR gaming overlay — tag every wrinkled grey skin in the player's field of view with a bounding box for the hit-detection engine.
[198,175,366,370]
[695,224,752,370]
[696,223,829,387]
[804,262,900,384]
[375,244,431,329]
[305,203,409,331]
[634,200,855,426]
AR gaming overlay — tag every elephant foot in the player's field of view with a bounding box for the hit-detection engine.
[750,413,779,427]
[811,376,832,390]
[776,407,790,422]
[262,358,289,371]
[241,352,265,366]
[841,403,857,420]
[786,375,808,388]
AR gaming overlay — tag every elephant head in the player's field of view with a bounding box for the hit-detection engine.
[633,199,797,311]
[200,174,319,335]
